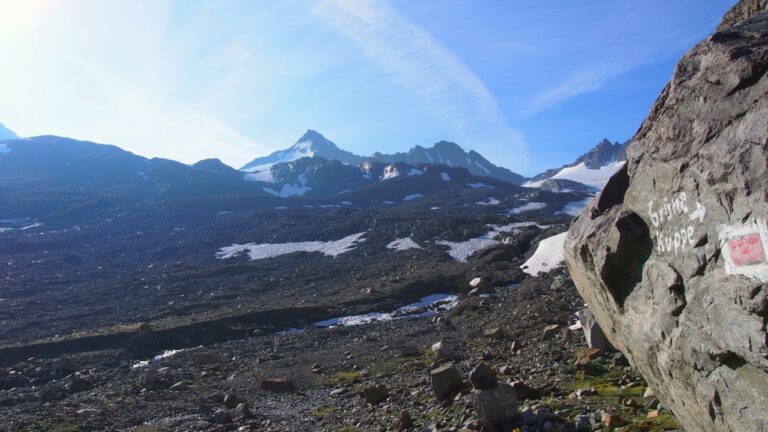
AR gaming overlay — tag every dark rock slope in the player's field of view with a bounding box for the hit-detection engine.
[565,2,768,431]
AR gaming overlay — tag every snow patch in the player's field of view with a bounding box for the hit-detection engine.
[524,161,625,189]
[440,172,451,181]
[467,182,494,189]
[507,202,546,214]
[0,144,9,154]
[217,232,366,261]
[243,170,275,183]
[387,237,422,251]
[403,193,424,201]
[314,294,458,328]
[476,197,500,206]
[558,198,593,216]
[262,174,310,197]
[381,165,400,180]
[407,168,424,176]
[521,232,567,276]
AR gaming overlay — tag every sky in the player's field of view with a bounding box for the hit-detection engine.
[0,0,737,175]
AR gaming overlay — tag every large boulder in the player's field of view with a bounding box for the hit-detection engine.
[564,2,768,431]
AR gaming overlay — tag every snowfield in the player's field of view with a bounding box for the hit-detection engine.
[216,232,367,261]
[243,170,275,183]
[387,237,422,251]
[438,222,552,262]
[521,232,567,276]
[507,202,546,214]
[262,174,311,197]
[466,182,494,189]
[558,198,593,216]
[476,197,500,206]
[524,161,625,189]
[403,193,424,201]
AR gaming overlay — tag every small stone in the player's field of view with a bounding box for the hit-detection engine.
[643,386,656,399]
[224,394,242,408]
[260,378,293,391]
[75,408,100,417]
[468,363,497,390]
[362,384,388,405]
[330,388,347,397]
[430,363,464,400]
[392,410,414,431]
[431,341,456,361]
[510,381,540,400]
[212,409,232,424]
[169,381,190,391]
[647,409,661,419]
[472,383,518,426]
[542,324,560,340]
[483,327,504,340]
[232,403,252,421]
[601,412,626,428]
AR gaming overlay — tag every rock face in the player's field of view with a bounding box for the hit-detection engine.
[564,3,768,431]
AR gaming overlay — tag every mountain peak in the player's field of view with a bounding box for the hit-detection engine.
[0,122,18,141]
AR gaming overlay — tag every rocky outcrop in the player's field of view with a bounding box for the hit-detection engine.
[564,2,768,431]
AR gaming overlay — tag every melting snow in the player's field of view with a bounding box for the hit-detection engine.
[0,144,9,154]
[476,197,500,206]
[262,174,311,197]
[403,193,424,201]
[132,348,189,369]
[216,232,366,261]
[507,202,547,214]
[440,172,451,181]
[387,237,422,251]
[381,165,400,180]
[438,222,549,262]
[407,168,424,176]
[243,170,275,183]
[467,182,494,189]
[558,198,593,216]
[524,161,625,189]
[437,234,499,262]
[521,232,567,276]
[314,294,459,328]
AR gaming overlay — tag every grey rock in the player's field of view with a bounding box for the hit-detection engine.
[471,383,518,426]
[232,403,251,421]
[430,340,456,361]
[212,409,232,424]
[430,363,464,400]
[564,3,768,431]
[362,384,388,405]
[75,408,100,417]
[468,363,497,390]
[575,308,612,350]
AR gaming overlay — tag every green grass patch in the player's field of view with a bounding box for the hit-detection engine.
[313,405,335,418]
[622,413,678,431]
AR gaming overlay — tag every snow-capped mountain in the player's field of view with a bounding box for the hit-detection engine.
[241,131,526,184]
[241,130,363,172]
[0,122,18,141]
[525,138,628,189]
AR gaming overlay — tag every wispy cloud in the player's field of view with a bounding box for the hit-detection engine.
[311,0,527,168]
[521,66,629,117]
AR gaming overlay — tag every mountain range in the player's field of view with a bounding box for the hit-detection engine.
[0,123,628,215]
[242,130,526,184]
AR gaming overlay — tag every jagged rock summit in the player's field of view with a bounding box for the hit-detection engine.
[565,1,768,431]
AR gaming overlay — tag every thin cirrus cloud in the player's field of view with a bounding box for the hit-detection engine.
[310,0,528,168]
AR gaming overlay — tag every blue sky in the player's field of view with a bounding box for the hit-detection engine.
[0,0,736,175]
